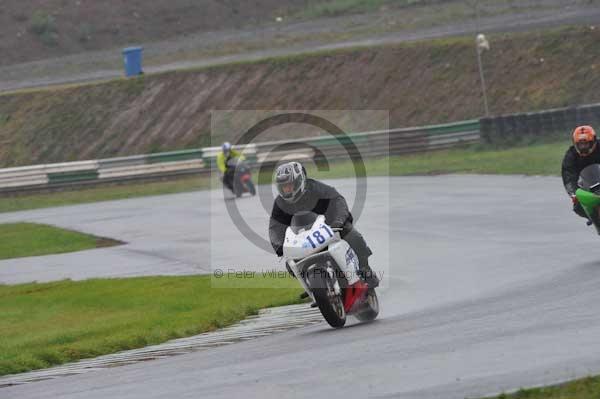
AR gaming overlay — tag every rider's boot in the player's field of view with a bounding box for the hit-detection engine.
[359,264,379,288]
[343,228,379,288]
[300,291,318,307]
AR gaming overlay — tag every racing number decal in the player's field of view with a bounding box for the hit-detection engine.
[345,248,359,272]
[306,231,324,248]
[305,225,335,249]
[321,224,334,238]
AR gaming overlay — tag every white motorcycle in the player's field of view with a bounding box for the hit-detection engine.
[283,211,379,328]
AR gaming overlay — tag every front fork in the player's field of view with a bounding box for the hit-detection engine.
[589,208,600,235]
[575,189,600,234]
[287,260,342,302]
[579,204,600,234]
[287,259,316,303]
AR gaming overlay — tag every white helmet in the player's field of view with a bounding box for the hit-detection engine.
[222,142,232,156]
[275,162,306,203]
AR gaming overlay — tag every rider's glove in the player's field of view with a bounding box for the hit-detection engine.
[330,221,344,229]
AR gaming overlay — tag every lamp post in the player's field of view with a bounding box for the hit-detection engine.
[476,33,490,117]
[473,0,481,33]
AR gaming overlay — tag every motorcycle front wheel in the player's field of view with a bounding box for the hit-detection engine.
[308,268,346,328]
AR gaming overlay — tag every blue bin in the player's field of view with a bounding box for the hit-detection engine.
[122,47,143,77]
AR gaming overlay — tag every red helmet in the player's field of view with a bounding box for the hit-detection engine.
[572,126,597,156]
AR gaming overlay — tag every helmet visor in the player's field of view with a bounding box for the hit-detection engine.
[280,182,295,195]
[277,178,302,199]
[576,140,594,155]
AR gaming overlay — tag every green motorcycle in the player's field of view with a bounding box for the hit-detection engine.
[575,164,600,234]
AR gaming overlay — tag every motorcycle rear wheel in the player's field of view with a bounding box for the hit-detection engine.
[355,288,379,322]
[246,180,256,196]
[233,181,243,198]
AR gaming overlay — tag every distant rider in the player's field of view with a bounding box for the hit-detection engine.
[562,125,600,218]
[217,142,245,191]
[268,161,379,288]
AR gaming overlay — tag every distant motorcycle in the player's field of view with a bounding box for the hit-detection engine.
[283,211,379,328]
[225,159,256,198]
[576,164,600,233]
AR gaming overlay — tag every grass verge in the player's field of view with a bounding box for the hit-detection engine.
[487,376,600,398]
[323,140,566,178]
[299,0,399,18]
[0,141,569,214]
[294,0,556,21]
[0,176,211,213]
[0,223,120,260]
[0,275,302,376]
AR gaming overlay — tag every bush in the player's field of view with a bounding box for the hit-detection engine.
[29,11,58,46]
[40,31,58,46]
[78,23,93,43]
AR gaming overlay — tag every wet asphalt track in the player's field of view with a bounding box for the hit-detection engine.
[3,175,600,398]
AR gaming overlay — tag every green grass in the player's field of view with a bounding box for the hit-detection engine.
[0,141,569,214]
[299,0,401,18]
[488,376,600,399]
[0,275,302,376]
[388,141,565,176]
[0,176,211,213]
[291,140,567,179]
[294,0,556,22]
[309,142,564,179]
[0,223,120,260]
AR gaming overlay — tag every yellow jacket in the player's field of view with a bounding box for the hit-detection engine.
[216,149,245,173]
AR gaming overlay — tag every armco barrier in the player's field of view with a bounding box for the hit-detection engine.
[98,154,148,169]
[147,149,203,164]
[47,170,99,184]
[0,121,479,194]
[480,103,600,143]
[0,165,48,188]
[98,160,205,179]
[246,120,479,164]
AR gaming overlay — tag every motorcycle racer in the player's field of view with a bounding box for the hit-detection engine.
[268,161,379,288]
[562,126,600,218]
[217,142,245,191]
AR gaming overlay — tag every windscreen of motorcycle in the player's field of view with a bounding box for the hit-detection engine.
[578,164,600,193]
[290,211,318,234]
[283,214,337,259]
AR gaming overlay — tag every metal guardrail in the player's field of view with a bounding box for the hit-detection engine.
[0,120,479,194]
[480,103,600,143]
[245,120,479,164]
